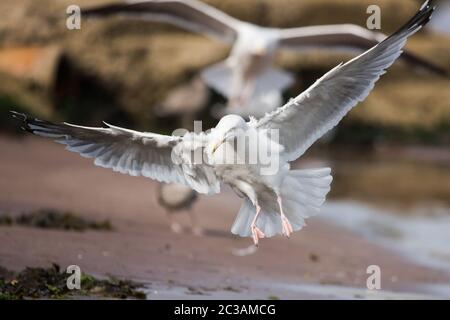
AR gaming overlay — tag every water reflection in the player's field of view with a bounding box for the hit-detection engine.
[296,145,450,208]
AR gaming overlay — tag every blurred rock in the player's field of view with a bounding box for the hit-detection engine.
[0,46,62,117]
[156,76,210,117]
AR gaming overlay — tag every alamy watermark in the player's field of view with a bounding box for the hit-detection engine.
[66,265,81,290]
[66,5,81,30]
[170,121,281,176]
[366,265,381,290]
[366,5,381,30]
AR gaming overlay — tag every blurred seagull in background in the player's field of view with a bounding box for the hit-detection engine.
[157,182,203,235]
[13,1,436,245]
[82,0,447,117]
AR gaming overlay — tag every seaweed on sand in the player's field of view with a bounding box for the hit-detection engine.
[0,264,146,300]
[0,208,112,231]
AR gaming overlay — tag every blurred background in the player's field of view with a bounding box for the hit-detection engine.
[0,0,450,299]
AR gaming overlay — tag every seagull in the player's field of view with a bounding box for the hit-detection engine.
[82,0,447,115]
[12,1,436,245]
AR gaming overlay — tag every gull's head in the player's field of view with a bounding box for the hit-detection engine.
[210,115,247,153]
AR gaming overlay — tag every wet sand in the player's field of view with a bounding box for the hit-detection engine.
[1,135,449,299]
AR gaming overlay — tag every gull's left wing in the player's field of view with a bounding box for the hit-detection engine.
[11,112,220,194]
[276,23,447,76]
[252,0,436,162]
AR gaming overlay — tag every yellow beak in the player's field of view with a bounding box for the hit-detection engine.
[211,139,224,153]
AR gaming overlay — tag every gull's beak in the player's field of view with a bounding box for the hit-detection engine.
[211,138,225,154]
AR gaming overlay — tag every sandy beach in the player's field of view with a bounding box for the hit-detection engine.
[1,135,449,299]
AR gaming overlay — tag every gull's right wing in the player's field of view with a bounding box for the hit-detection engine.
[82,0,240,43]
[11,112,220,194]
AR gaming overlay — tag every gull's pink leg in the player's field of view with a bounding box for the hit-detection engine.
[251,205,265,246]
[277,196,293,238]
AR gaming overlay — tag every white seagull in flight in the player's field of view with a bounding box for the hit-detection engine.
[13,1,436,245]
[82,0,446,116]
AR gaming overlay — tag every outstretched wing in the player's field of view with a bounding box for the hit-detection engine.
[252,0,435,162]
[82,0,240,42]
[11,112,220,194]
[277,23,447,76]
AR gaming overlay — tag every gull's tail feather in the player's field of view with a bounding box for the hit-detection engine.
[252,67,294,97]
[201,62,294,99]
[231,168,332,238]
[201,62,233,98]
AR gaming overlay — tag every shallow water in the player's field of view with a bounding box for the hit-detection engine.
[143,277,450,300]
[299,145,450,277]
[321,201,450,273]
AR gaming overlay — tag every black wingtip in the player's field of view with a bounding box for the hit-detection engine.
[403,0,435,32]
[383,0,434,41]
[10,110,26,120]
[420,0,433,11]
[10,111,27,127]
[10,111,31,132]
[391,0,450,77]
